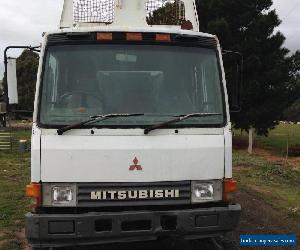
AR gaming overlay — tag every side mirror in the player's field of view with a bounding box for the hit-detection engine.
[2,45,40,128]
[222,50,243,112]
[6,58,19,105]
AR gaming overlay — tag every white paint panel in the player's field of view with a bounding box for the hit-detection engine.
[224,124,232,178]
[41,134,225,182]
[114,0,148,27]
[31,123,41,182]
[7,58,18,104]
[60,0,73,28]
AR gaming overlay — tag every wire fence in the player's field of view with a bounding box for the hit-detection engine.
[146,0,168,15]
[146,0,186,25]
[0,119,31,152]
[73,0,115,23]
[72,0,186,25]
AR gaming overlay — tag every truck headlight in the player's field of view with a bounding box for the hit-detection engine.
[191,180,222,203]
[52,186,73,204]
[43,184,77,207]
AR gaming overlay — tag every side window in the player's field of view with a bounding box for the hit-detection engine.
[194,58,222,113]
[146,0,185,25]
[43,55,59,111]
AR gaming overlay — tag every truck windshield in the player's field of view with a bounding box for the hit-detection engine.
[39,44,225,127]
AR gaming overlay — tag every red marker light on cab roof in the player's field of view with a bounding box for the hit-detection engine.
[181,20,194,30]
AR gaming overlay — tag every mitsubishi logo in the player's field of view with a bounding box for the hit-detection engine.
[129,157,142,171]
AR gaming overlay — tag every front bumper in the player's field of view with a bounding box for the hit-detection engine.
[26,204,241,248]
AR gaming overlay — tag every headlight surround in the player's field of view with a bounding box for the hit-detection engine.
[43,183,77,207]
[191,180,222,203]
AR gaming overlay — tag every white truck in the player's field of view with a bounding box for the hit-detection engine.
[22,0,242,249]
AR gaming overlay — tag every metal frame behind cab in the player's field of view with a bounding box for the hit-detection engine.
[0,46,40,128]
[60,0,199,31]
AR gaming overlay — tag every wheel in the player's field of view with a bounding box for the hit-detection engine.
[32,247,56,250]
[221,239,239,250]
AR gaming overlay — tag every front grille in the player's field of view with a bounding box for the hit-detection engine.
[77,181,191,207]
[47,33,96,45]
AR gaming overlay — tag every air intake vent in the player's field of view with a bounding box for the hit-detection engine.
[174,34,218,48]
[47,33,95,45]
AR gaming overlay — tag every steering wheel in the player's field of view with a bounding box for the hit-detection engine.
[58,91,104,111]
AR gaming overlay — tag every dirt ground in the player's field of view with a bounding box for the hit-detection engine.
[232,188,300,250]
[233,136,300,172]
[252,147,300,171]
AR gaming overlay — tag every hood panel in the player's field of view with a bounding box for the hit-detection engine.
[41,134,225,182]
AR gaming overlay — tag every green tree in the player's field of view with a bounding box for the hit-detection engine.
[288,50,300,95]
[283,51,300,122]
[283,99,300,122]
[196,0,299,135]
[16,49,39,111]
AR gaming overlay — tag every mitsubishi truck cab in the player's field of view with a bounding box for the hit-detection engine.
[24,0,241,248]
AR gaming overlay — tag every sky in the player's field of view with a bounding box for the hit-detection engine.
[0,0,299,78]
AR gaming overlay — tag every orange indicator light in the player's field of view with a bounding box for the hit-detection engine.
[156,33,171,42]
[97,32,113,41]
[126,33,142,41]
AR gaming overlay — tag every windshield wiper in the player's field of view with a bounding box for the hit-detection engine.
[57,113,144,135]
[144,113,222,135]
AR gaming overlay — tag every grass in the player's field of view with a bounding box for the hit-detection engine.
[0,238,24,250]
[233,151,300,219]
[257,123,300,152]
[0,130,31,250]
[234,123,300,155]
[13,130,31,141]
[0,152,30,228]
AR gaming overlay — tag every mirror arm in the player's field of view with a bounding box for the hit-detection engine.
[222,49,242,57]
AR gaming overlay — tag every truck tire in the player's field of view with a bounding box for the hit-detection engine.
[31,248,51,250]
[209,237,239,250]
[221,239,239,250]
